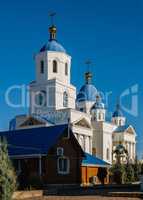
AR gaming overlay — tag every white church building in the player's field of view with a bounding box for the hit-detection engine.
[9,23,137,164]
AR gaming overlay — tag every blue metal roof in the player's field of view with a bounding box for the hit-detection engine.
[76,84,98,102]
[114,125,130,133]
[82,153,110,166]
[40,40,66,53]
[0,124,68,157]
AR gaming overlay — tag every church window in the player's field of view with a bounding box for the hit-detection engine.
[65,63,68,75]
[53,60,58,73]
[36,90,46,106]
[57,157,70,174]
[63,91,68,107]
[40,60,44,74]
[106,148,110,160]
[99,113,102,120]
[80,108,84,112]
[119,119,122,126]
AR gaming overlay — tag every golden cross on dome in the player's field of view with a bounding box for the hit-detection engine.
[48,12,57,40]
[85,59,95,84]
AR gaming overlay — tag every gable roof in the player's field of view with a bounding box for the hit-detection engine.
[74,118,91,129]
[82,153,110,167]
[19,117,45,127]
[114,125,136,134]
[114,125,130,133]
[0,124,70,157]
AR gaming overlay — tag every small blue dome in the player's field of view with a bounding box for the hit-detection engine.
[113,103,123,117]
[112,110,123,117]
[76,84,98,102]
[40,40,66,53]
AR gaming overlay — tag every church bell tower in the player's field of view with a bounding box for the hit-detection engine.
[29,19,76,114]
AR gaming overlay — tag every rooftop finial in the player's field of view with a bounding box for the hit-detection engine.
[48,12,57,40]
[85,59,93,84]
[96,94,101,103]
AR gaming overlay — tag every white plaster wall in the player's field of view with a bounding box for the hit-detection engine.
[29,79,76,114]
[92,121,115,164]
[35,51,71,85]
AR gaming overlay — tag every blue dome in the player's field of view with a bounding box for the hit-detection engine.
[40,40,66,53]
[112,110,123,117]
[76,84,98,102]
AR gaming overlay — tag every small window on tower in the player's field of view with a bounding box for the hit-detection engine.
[63,91,68,107]
[53,60,58,73]
[40,61,44,74]
[106,148,110,160]
[65,63,68,75]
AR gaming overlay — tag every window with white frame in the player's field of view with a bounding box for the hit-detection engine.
[57,157,70,175]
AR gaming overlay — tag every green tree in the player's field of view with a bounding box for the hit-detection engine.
[125,163,134,183]
[110,164,126,184]
[133,156,140,181]
[0,137,16,200]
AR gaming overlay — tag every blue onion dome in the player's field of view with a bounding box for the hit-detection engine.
[113,103,123,117]
[40,40,66,53]
[91,94,105,111]
[40,25,66,53]
[76,72,98,102]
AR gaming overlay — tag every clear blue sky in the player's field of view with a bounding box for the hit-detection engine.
[0,0,143,158]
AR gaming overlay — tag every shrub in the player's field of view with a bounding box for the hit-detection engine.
[110,164,126,184]
[125,163,134,183]
[0,138,16,200]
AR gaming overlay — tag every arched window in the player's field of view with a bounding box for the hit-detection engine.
[53,60,58,73]
[119,119,122,126]
[35,90,46,107]
[106,148,110,160]
[63,91,68,107]
[99,112,102,120]
[40,60,44,74]
[65,63,68,75]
